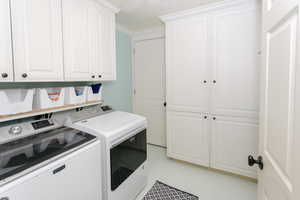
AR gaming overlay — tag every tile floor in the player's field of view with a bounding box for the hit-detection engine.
[136,145,257,200]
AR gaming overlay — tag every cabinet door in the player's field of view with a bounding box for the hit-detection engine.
[10,0,64,82]
[211,3,260,118]
[100,8,116,81]
[167,111,210,167]
[166,16,210,113]
[88,1,103,81]
[63,0,93,81]
[211,116,258,178]
[0,0,13,82]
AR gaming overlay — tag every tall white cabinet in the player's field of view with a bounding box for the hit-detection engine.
[0,0,13,82]
[161,0,260,178]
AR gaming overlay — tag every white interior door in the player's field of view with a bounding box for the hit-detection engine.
[258,0,300,199]
[133,38,166,147]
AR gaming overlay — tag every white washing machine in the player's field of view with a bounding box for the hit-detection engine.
[67,106,147,200]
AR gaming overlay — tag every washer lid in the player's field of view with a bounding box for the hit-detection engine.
[73,111,147,139]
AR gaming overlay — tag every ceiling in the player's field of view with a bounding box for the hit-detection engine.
[107,0,223,32]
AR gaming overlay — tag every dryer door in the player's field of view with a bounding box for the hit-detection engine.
[110,129,146,191]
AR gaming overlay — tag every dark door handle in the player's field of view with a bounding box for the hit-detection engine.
[163,102,167,107]
[53,165,66,174]
[98,75,102,78]
[1,73,8,78]
[22,73,28,78]
[248,155,264,170]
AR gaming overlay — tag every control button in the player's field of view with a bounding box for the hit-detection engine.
[8,126,23,135]
[32,120,54,130]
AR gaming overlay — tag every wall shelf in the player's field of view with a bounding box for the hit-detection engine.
[0,100,103,123]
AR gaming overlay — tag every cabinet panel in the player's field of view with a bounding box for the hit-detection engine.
[167,111,210,167]
[0,0,13,82]
[211,116,258,178]
[88,1,104,81]
[100,9,116,81]
[11,0,64,82]
[166,16,210,113]
[63,0,92,81]
[211,7,260,118]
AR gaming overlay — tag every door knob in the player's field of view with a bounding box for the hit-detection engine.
[22,73,28,78]
[248,155,264,170]
[1,73,8,78]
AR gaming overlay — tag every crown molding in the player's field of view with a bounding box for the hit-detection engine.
[116,23,134,35]
[96,0,120,13]
[132,26,165,41]
[160,0,257,22]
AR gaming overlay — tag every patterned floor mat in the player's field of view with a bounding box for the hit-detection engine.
[143,181,199,200]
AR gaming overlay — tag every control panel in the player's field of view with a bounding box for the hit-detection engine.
[32,120,54,130]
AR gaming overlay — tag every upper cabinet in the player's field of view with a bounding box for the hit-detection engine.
[10,0,64,82]
[63,0,117,81]
[0,0,118,82]
[0,0,13,82]
[162,0,260,119]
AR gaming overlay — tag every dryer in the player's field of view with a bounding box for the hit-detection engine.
[67,107,147,200]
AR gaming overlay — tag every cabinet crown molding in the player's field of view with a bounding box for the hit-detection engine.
[159,0,258,22]
[95,0,120,13]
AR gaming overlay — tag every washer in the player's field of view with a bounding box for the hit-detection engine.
[0,119,102,200]
[67,107,147,200]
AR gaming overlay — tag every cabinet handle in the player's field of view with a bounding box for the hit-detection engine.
[204,116,208,119]
[203,80,207,83]
[53,165,66,174]
[98,75,102,78]
[213,117,216,120]
[213,80,216,84]
[22,73,28,78]
[1,73,8,78]
[92,75,95,78]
